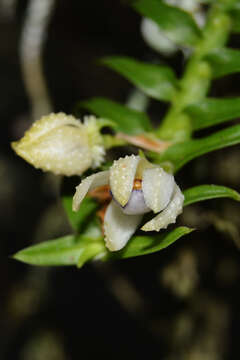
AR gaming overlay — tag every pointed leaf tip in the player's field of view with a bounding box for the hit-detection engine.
[101,56,177,101]
[184,185,240,206]
[12,235,105,267]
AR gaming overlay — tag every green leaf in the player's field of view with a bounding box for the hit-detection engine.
[80,97,152,135]
[218,1,240,12]
[153,124,240,172]
[133,0,201,46]
[109,227,193,259]
[62,195,98,233]
[229,8,240,32]
[183,184,240,206]
[205,48,240,78]
[13,235,106,267]
[185,97,240,130]
[101,56,177,101]
[226,2,240,32]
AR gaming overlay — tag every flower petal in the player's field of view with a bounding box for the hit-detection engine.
[73,171,110,211]
[18,113,82,143]
[142,167,174,213]
[110,155,140,206]
[141,185,184,232]
[104,200,142,251]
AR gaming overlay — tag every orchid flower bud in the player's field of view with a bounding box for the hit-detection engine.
[73,155,184,252]
[11,113,105,176]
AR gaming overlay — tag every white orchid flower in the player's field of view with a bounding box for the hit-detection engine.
[73,155,184,252]
[11,113,105,176]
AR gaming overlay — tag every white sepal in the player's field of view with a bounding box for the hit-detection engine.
[20,112,82,141]
[142,167,174,213]
[141,185,184,232]
[110,154,140,207]
[104,200,143,251]
[73,171,109,211]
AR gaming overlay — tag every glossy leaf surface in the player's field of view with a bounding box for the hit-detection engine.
[101,56,177,101]
[133,0,201,46]
[205,48,240,78]
[110,227,193,259]
[13,235,105,267]
[185,98,240,130]
[153,124,240,172]
[183,184,240,206]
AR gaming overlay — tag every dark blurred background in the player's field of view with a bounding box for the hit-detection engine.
[1,1,240,359]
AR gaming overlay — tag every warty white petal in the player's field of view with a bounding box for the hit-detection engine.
[142,167,174,213]
[104,200,143,251]
[20,126,92,176]
[141,185,184,232]
[72,170,110,211]
[19,112,83,143]
[110,154,140,207]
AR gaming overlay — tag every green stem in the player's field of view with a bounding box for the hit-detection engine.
[102,134,127,149]
[156,3,232,142]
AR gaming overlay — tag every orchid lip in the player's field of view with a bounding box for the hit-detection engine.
[116,188,151,215]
